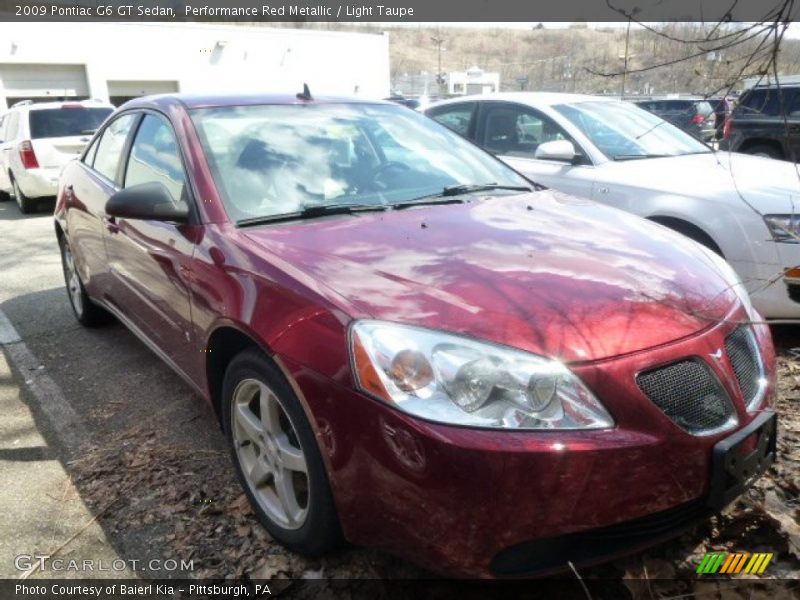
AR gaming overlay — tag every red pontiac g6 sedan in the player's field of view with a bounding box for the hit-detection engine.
[54,93,777,578]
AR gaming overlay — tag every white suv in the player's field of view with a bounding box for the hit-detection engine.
[0,100,114,213]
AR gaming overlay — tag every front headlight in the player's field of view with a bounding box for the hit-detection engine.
[764,215,800,243]
[350,320,614,430]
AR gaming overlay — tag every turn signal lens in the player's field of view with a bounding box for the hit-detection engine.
[352,331,390,401]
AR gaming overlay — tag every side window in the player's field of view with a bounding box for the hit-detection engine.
[124,114,186,205]
[481,104,573,159]
[740,89,780,116]
[428,103,475,137]
[93,113,137,183]
[83,135,100,167]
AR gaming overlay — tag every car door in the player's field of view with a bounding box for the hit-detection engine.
[475,101,596,198]
[103,111,196,371]
[64,112,138,300]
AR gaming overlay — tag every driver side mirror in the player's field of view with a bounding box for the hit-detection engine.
[106,182,189,222]
[534,139,579,163]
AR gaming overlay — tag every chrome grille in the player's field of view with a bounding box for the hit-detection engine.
[725,326,764,409]
[637,360,736,435]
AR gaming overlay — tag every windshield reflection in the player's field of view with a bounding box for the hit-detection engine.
[191,103,529,223]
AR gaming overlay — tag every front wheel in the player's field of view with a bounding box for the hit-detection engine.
[58,235,112,327]
[222,350,342,556]
[744,144,784,160]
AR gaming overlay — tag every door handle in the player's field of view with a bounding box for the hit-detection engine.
[103,215,120,234]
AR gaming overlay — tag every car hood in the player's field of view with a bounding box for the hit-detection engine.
[601,151,800,212]
[241,191,738,363]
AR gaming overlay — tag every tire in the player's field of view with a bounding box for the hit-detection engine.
[743,143,784,160]
[222,349,342,556]
[58,235,112,327]
[12,177,35,214]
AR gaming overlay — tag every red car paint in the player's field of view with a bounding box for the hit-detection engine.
[55,94,776,578]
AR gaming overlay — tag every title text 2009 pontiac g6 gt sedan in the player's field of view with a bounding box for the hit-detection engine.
[54,93,777,578]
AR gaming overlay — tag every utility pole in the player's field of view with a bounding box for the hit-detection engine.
[431,29,445,95]
[620,17,631,99]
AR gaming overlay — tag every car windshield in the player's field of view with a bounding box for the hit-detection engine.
[190,103,530,223]
[29,107,113,139]
[554,100,711,160]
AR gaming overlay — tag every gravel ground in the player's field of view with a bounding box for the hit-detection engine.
[61,326,800,598]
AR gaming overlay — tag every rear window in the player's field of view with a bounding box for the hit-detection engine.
[664,100,693,111]
[29,107,113,139]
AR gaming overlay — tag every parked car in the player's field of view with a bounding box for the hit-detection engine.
[56,93,776,578]
[634,97,717,141]
[426,92,800,319]
[708,96,734,141]
[720,83,800,160]
[0,99,113,213]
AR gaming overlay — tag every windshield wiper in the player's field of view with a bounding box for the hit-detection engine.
[441,183,533,196]
[236,203,387,227]
[612,153,674,161]
[393,183,532,209]
[393,197,468,210]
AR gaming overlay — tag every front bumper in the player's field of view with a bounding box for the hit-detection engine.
[748,240,800,318]
[492,408,776,576]
[282,310,776,578]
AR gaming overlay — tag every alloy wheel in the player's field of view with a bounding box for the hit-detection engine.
[62,243,84,318]
[231,378,309,529]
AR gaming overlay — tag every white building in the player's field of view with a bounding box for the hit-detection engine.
[0,22,391,108]
[447,66,500,96]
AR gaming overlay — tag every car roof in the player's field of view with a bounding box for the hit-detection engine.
[426,92,613,110]
[8,99,114,112]
[119,93,393,112]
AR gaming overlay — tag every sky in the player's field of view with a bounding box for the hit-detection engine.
[372,21,800,39]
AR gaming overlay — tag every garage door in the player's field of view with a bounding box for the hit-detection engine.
[107,80,179,106]
[0,64,89,106]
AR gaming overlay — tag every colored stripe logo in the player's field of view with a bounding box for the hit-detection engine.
[696,552,773,574]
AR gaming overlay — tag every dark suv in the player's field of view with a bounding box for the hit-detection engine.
[634,98,716,141]
[720,84,800,160]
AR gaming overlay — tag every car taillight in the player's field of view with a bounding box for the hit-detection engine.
[19,141,39,169]
[723,119,732,140]
[692,114,705,124]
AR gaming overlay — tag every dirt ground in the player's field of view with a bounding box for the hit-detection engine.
[62,326,800,599]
